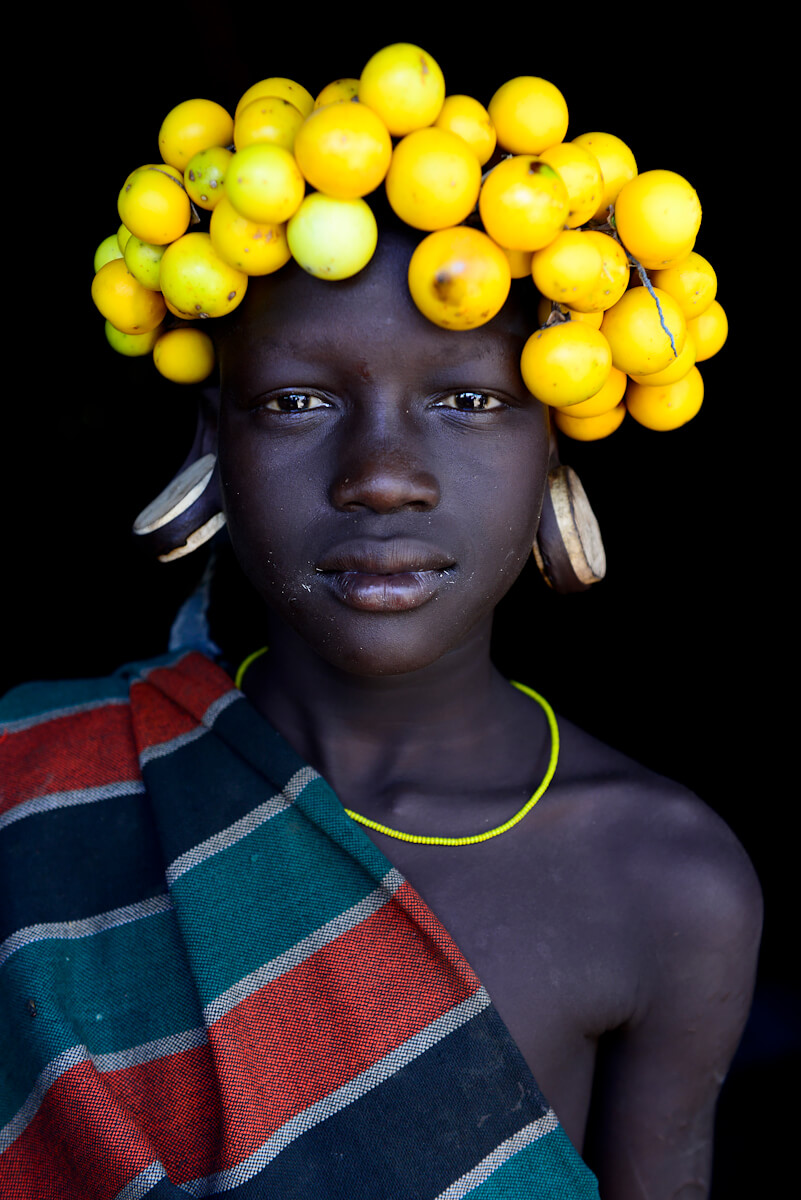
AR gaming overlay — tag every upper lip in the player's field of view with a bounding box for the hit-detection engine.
[317,539,456,575]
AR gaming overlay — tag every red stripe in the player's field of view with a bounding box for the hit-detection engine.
[1,705,139,812]
[129,679,198,756]
[204,881,480,1170]
[143,654,236,725]
[129,654,235,756]
[3,883,481,1192]
[0,1060,160,1200]
[102,1041,221,1183]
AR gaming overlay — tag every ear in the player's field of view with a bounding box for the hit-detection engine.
[131,385,226,562]
[533,415,607,593]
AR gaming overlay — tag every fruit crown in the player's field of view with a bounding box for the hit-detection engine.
[92,43,725,439]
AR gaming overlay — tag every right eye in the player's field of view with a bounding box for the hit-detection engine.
[264,392,328,412]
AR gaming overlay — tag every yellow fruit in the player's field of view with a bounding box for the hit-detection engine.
[601,287,686,375]
[554,401,626,440]
[651,252,717,320]
[501,245,533,279]
[104,319,162,357]
[434,94,496,164]
[117,223,132,254]
[153,328,216,383]
[210,193,291,275]
[235,77,314,120]
[539,142,604,228]
[314,78,360,108]
[626,366,704,430]
[94,234,123,272]
[91,258,167,334]
[158,99,234,172]
[184,146,233,211]
[572,132,637,218]
[234,96,305,152]
[293,101,392,199]
[407,226,511,330]
[629,333,696,386]
[124,235,166,290]
[359,43,445,135]
[118,165,192,245]
[225,143,305,224]
[488,77,568,155]
[531,230,629,313]
[536,298,604,329]
[520,321,612,407]
[479,156,568,251]
[159,232,248,318]
[555,365,627,417]
[614,170,702,269]
[164,295,199,321]
[287,193,377,280]
[385,127,481,230]
[687,300,728,361]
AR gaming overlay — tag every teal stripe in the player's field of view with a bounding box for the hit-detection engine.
[0,907,203,1127]
[462,1128,599,1199]
[170,775,389,1004]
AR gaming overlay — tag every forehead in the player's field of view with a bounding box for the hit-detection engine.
[216,228,536,383]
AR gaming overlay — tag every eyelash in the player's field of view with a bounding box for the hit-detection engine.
[260,390,506,414]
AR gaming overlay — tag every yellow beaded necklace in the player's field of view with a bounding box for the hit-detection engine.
[235,647,558,846]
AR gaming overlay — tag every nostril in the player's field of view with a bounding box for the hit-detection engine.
[330,455,440,514]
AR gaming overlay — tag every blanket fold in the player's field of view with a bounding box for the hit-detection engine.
[1,651,599,1199]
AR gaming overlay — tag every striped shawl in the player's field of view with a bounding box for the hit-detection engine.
[0,650,599,1199]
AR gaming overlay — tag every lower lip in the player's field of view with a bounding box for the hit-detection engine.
[323,569,452,612]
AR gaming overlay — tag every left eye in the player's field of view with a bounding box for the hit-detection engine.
[265,393,327,412]
[436,391,503,410]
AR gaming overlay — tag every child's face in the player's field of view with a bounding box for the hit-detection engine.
[215,229,550,676]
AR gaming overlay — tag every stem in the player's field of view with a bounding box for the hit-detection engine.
[607,204,678,359]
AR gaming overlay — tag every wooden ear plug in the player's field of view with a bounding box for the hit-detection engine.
[533,465,606,593]
[133,454,226,561]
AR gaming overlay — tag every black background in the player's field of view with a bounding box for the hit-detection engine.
[5,8,793,1192]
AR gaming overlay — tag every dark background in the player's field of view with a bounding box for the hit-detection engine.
[5,9,792,1193]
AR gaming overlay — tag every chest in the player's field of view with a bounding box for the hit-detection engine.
[362,816,639,1149]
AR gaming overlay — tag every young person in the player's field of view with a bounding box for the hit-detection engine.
[1,222,762,1199]
[1,40,761,1196]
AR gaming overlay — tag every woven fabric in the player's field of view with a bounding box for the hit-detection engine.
[0,651,599,1199]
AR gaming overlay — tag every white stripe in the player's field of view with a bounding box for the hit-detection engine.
[0,1044,88,1152]
[203,869,405,1024]
[138,688,241,767]
[182,989,492,1197]
[0,695,128,735]
[0,779,146,833]
[92,1025,208,1074]
[113,1161,168,1200]
[0,894,172,968]
[433,1110,560,1199]
[166,765,318,885]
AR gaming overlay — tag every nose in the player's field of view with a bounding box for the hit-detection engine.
[329,419,441,514]
[331,447,440,513]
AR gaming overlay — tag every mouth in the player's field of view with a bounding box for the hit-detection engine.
[316,539,456,612]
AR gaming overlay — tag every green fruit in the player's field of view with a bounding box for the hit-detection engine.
[104,319,163,357]
[94,234,123,273]
[124,235,166,290]
[287,193,377,279]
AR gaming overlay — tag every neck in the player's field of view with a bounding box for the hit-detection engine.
[239,613,544,820]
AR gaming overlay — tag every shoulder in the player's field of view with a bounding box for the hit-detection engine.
[0,651,234,819]
[555,715,763,1005]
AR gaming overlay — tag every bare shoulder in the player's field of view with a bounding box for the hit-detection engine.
[554,713,763,1004]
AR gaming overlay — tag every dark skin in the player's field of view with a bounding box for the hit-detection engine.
[209,230,762,1199]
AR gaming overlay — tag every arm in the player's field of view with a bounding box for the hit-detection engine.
[583,795,762,1199]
